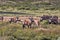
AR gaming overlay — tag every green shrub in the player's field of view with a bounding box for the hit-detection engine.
[30,7,38,10]
[40,2,51,5]
[45,7,56,10]
[25,7,30,10]
[41,20,48,25]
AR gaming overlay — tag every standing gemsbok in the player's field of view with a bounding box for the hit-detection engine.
[0,16,4,22]
[22,17,40,29]
[9,17,21,23]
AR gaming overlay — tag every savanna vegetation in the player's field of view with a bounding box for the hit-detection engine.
[0,21,60,40]
[0,0,60,40]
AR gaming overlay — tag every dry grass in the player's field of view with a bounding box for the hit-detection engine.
[0,21,60,40]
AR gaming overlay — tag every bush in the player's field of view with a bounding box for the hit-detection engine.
[41,37,51,40]
[40,2,51,5]
[45,7,56,10]
[30,7,38,10]
[17,7,25,10]
[41,20,48,25]
[25,7,30,10]
[6,36,15,40]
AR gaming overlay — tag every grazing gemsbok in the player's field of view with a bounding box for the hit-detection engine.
[48,16,58,24]
[40,15,52,21]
